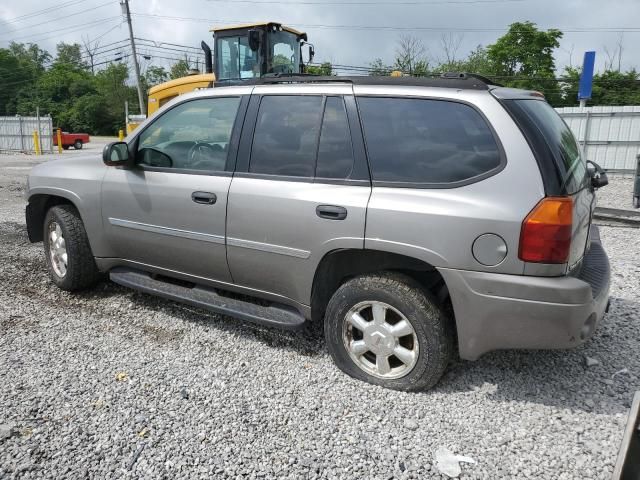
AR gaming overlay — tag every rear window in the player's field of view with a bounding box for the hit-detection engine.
[502,99,587,194]
[357,97,503,185]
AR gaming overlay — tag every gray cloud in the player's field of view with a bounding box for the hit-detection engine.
[1,0,639,75]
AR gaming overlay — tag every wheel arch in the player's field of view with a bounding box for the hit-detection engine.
[26,189,84,243]
[310,249,453,325]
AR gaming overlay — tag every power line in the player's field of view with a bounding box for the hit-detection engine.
[0,0,87,25]
[135,37,203,52]
[0,1,114,35]
[1,16,122,42]
[130,13,640,33]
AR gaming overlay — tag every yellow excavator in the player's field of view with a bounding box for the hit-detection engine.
[146,22,311,117]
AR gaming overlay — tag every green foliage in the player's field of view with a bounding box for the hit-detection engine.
[54,42,86,69]
[433,45,492,75]
[487,21,562,77]
[306,62,333,76]
[486,21,563,103]
[145,65,169,86]
[368,58,391,76]
[170,60,191,79]
[557,67,640,107]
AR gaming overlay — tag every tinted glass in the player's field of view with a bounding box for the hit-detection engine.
[316,96,354,179]
[250,95,323,177]
[510,99,587,194]
[137,97,240,171]
[358,97,502,184]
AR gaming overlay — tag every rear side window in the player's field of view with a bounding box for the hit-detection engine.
[250,95,323,177]
[316,97,354,179]
[357,97,502,185]
[503,99,587,194]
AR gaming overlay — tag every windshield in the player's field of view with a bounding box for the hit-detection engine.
[217,36,260,80]
[267,31,300,75]
[508,99,587,194]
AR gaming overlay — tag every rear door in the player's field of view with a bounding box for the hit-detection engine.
[101,95,246,282]
[226,85,371,305]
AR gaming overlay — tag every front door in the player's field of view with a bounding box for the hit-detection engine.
[101,96,244,283]
[226,88,371,305]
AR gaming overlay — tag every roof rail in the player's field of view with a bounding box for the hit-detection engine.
[225,73,496,90]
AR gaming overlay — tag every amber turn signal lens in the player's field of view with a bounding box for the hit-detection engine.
[518,197,573,264]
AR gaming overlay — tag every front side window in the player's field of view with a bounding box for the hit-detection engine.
[358,97,502,185]
[268,31,300,74]
[137,97,240,172]
[250,95,323,177]
[217,36,260,80]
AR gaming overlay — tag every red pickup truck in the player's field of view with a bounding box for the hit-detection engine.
[53,131,90,150]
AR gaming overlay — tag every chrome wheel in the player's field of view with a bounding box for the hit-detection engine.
[48,221,68,277]
[343,301,419,379]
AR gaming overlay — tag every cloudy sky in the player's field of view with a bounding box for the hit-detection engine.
[1,0,639,76]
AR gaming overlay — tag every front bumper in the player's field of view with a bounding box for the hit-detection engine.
[439,226,610,360]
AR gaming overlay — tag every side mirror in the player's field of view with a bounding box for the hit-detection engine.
[587,160,608,189]
[248,29,261,51]
[103,141,130,166]
[302,42,315,64]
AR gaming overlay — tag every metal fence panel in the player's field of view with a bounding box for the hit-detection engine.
[556,106,640,172]
[0,116,53,153]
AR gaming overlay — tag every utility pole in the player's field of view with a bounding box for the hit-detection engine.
[122,0,145,115]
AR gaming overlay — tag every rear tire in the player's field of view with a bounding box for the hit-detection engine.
[324,272,452,391]
[62,145,69,150]
[43,205,101,291]
[73,140,83,150]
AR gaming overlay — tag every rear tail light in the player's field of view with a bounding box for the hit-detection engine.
[518,197,573,264]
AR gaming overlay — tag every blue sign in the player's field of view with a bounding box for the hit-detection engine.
[578,51,596,100]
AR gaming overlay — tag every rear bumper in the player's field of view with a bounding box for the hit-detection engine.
[439,226,610,360]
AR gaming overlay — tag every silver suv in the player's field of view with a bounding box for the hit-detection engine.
[25,75,611,391]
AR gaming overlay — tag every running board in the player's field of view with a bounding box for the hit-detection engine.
[109,268,306,330]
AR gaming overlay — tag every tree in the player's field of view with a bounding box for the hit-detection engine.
[0,43,51,114]
[145,65,169,86]
[487,21,563,103]
[439,33,464,65]
[54,42,87,69]
[306,62,333,75]
[82,35,101,74]
[487,22,562,78]
[170,59,191,79]
[368,58,391,76]
[394,34,429,75]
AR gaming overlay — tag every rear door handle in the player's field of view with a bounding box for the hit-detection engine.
[191,191,217,205]
[316,205,347,220]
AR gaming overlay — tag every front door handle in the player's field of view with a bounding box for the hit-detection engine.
[316,205,347,220]
[191,191,217,205]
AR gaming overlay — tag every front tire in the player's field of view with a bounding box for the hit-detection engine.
[43,205,101,291]
[73,140,83,150]
[324,273,452,391]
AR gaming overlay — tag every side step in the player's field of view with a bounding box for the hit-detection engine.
[109,268,306,330]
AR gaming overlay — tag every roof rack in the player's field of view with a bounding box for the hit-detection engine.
[217,72,501,90]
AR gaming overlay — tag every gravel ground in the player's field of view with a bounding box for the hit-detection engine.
[596,175,637,211]
[1,152,639,479]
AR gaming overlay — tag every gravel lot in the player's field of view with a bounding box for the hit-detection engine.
[1,151,639,479]
[596,174,637,211]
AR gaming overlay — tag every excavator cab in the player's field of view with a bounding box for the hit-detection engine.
[212,22,310,83]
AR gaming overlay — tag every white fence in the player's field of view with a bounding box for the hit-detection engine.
[0,115,54,153]
[556,106,640,172]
